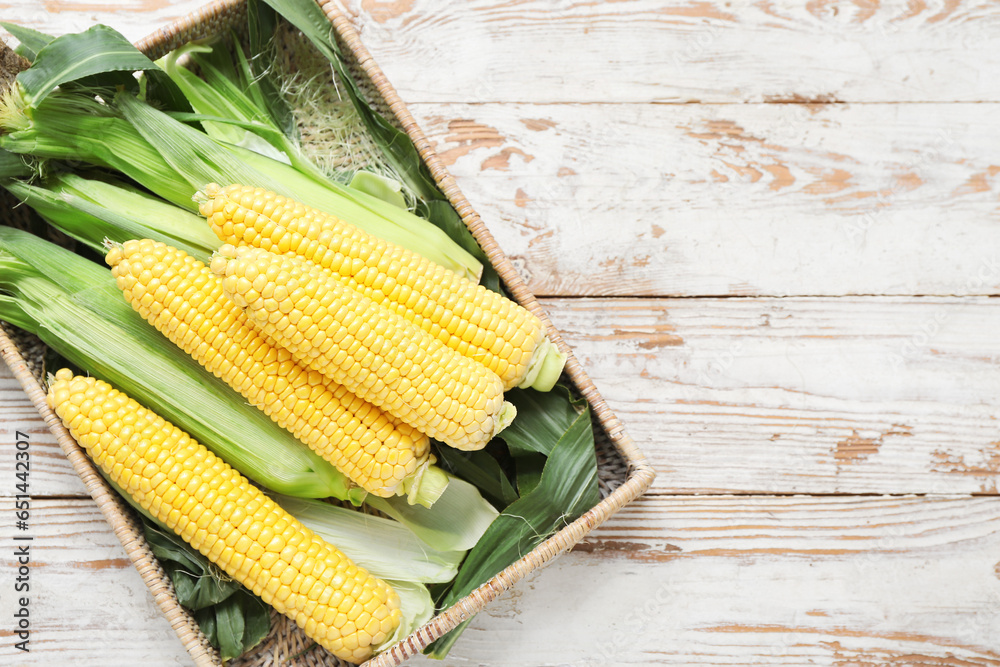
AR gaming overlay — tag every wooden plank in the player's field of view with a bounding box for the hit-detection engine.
[6,10,1000,299]
[0,498,194,665]
[8,1,1000,104]
[334,0,1000,104]
[407,495,1000,666]
[411,101,1000,297]
[546,296,1000,495]
[0,371,87,498]
[3,496,998,665]
[0,1,211,44]
[7,296,1000,497]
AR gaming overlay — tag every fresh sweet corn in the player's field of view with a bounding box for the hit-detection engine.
[0,226,352,500]
[105,239,430,498]
[211,244,516,451]
[198,183,566,392]
[47,369,401,663]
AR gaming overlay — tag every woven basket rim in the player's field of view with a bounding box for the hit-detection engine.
[1,1,657,664]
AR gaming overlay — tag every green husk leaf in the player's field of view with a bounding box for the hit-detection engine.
[257,0,493,286]
[140,68,196,116]
[163,110,291,160]
[242,4,296,138]
[514,452,546,497]
[159,42,291,164]
[212,596,247,661]
[436,447,519,509]
[144,526,242,610]
[0,227,355,500]
[367,474,499,553]
[53,173,219,254]
[422,199,499,293]
[194,595,267,663]
[0,148,31,178]
[238,595,272,655]
[116,91,270,209]
[449,411,598,599]
[142,530,207,585]
[17,24,161,105]
[0,23,55,62]
[194,607,219,651]
[164,39,342,192]
[436,386,591,512]
[349,170,407,209]
[0,89,198,208]
[193,45,294,146]
[427,402,599,657]
[501,386,589,457]
[273,495,465,583]
[3,174,218,264]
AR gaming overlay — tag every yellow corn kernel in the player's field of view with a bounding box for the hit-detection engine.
[106,239,428,496]
[46,370,400,663]
[211,245,516,451]
[199,184,560,390]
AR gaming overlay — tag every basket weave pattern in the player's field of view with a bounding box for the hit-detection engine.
[0,2,656,664]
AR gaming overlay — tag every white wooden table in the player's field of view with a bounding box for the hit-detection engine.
[3,1,1000,664]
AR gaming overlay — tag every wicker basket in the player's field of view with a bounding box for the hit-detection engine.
[0,1,656,664]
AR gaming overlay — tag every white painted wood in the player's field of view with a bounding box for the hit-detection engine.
[0,372,88,497]
[7,8,1000,297]
[10,1,1000,104]
[3,497,998,666]
[408,495,1000,666]
[330,0,1000,104]
[2,1,1000,666]
[545,296,1000,495]
[0,1,213,44]
[0,498,194,666]
[410,102,1000,297]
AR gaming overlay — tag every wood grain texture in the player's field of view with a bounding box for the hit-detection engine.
[545,296,1000,495]
[0,0,211,43]
[0,498,193,666]
[1,1,999,665]
[12,0,1000,104]
[411,101,1000,297]
[4,497,998,666]
[0,373,88,498]
[6,297,1000,497]
[405,495,1000,666]
[333,0,1000,104]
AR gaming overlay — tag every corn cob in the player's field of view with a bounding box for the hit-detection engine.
[47,369,401,663]
[0,225,353,500]
[211,244,515,451]
[198,183,566,392]
[105,239,430,498]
